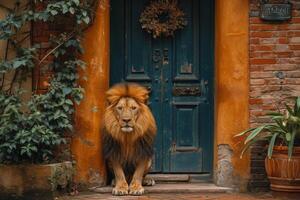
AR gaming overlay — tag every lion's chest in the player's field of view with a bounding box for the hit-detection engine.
[120,137,137,161]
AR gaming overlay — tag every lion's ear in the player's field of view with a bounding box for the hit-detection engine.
[105,83,126,105]
[130,85,149,104]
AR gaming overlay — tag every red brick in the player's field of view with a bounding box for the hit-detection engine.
[250,58,276,65]
[291,18,300,23]
[275,44,289,52]
[276,31,288,37]
[289,24,300,30]
[293,51,300,56]
[275,51,292,58]
[250,17,263,24]
[250,79,265,85]
[260,38,276,44]
[286,78,300,84]
[288,31,300,37]
[250,24,277,31]
[264,64,296,71]
[250,38,259,44]
[278,37,288,44]
[250,65,264,72]
[250,72,274,79]
[249,98,263,105]
[290,45,300,50]
[250,45,274,51]
[250,31,273,38]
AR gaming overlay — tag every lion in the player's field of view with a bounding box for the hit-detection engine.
[102,83,157,196]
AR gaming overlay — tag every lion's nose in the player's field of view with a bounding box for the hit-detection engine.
[122,118,131,123]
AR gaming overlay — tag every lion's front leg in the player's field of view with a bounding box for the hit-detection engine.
[111,161,128,196]
[129,159,151,195]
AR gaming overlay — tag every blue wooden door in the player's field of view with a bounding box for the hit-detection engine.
[110,0,214,174]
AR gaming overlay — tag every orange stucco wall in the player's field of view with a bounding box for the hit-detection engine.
[215,0,250,190]
[73,0,250,189]
[71,0,110,186]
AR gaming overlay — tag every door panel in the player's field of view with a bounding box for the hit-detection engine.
[174,0,199,82]
[111,0,214,174]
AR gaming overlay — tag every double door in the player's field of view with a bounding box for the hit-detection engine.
[110,0,214,173]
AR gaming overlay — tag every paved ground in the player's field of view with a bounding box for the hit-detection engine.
[57,192,300,200]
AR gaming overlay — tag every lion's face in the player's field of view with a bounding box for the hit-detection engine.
[115,97,140,133]
[104,83,157,142]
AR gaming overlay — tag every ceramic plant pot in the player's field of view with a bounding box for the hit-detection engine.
[265,146,300,192]
[0,161,73,199]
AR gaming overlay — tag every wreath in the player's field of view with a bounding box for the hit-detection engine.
[139,0,187,38]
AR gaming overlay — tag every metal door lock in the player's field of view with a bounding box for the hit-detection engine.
[163,48,169,65]
[153,49,161,63]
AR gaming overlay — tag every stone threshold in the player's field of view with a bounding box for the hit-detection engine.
[89,183,233,194]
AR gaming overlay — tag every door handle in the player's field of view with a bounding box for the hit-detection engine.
[153,49,162,63]
[163,48,169,65]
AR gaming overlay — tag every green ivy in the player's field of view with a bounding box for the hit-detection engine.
[0,0,97,164]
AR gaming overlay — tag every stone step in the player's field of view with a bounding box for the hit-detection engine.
[90,183,233,194]
[147,174,190,182]
[146,174,212,183]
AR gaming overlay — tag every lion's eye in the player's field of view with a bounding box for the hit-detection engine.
[117,106,123,111]
[131,106,137,110]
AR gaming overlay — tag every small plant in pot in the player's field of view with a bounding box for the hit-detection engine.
[235,97,300,192]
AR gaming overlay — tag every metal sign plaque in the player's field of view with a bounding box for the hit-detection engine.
[260,3,292,21]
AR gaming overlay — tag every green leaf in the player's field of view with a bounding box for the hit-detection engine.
[62,87,72,95]
[288,130,296,159]
[234,127,256,137]
[267,132,279,158]
[240,136,270,158]
[73,0,80,6]
[69,7,75,14]
[83,17,90,24]
[244,125,266,144]
[274,119,287,132]
[65,99,73,105]
[293,97,300,116]
[62,5,69,14]
[266,112,283,116]
[286,132,292,141]
[285,103,294,115]
[50,10,58,16]
[13,60,26,69]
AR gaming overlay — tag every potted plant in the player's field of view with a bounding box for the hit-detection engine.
[235,97,300,192]
[0,91,75,199]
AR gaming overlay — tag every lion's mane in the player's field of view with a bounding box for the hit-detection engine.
[102,83,157,166]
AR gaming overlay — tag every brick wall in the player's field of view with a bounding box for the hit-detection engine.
[32,2,53,93]
[32,2,73,94]
[249,0,300,191]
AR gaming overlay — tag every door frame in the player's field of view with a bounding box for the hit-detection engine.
[110,0,215,175]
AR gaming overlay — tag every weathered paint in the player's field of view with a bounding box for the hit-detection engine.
[71,0,110,186]
[215,0,250,190]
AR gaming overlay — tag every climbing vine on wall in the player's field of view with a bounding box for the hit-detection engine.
[0,0,98,163]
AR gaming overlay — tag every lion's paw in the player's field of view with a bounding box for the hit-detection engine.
[129,182,144,196]
[112,184,128,196]
[142,177,155,186]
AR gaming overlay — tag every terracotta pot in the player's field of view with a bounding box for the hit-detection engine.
[265,146,300,192]
[0,161,73,199]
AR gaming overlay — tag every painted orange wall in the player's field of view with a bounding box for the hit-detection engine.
[73,0,250,189]
[215,0,250,190]
[71,0,110,186]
